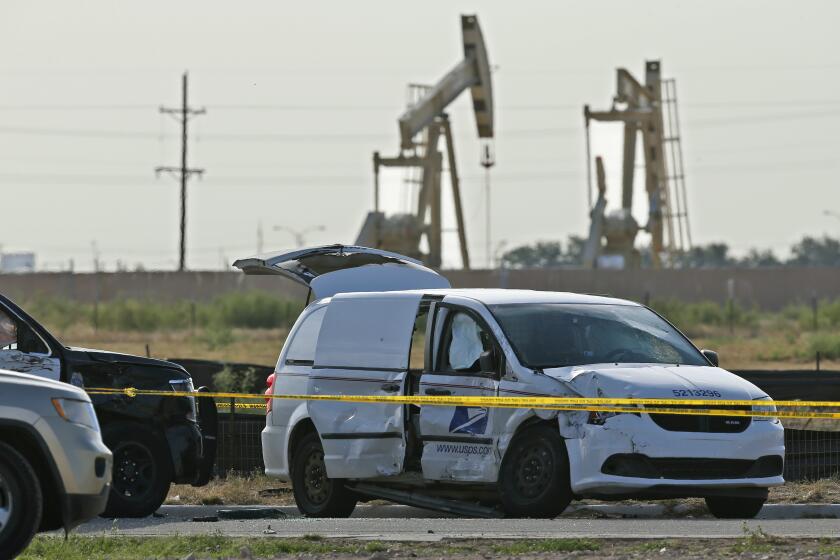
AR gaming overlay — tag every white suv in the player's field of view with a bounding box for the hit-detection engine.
[0,369,112,558]
[236,245,783,520]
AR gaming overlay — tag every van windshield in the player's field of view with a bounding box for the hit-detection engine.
[489,303,707,369]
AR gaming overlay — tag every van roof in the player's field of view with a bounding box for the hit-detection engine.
[329,288,640,307]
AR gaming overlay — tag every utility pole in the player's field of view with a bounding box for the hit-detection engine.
[156,72,205,271]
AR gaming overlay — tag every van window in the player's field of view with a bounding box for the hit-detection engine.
[489,303,707,369]
[439,311,494,373]
[284,307,326,365]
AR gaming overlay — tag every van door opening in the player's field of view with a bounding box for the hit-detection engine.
[413,303,503,482]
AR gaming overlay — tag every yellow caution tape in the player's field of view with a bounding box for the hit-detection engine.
[84,387,840,420]
[215,402,266,410]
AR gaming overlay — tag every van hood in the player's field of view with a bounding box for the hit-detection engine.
[542,363,766,401]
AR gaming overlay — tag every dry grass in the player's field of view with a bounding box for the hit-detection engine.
[166,473,294,506]
[57,325,286,366]
[770,477,840,503]
[38,295,840,372]
[56,324,840,371]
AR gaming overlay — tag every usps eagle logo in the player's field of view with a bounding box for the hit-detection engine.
[449,406,489,435]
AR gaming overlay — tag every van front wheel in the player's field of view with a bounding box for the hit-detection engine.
[291,433,357,518]
[705,495,766,519]
[499,425,572,518]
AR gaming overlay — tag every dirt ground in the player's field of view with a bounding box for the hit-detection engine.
[167,474,840,508]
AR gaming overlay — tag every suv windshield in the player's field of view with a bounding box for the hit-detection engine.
[489,303,707,369]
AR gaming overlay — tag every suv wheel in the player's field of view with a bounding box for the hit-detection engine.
[705,496,766,519]
[498,425,572,518]
[0,442,43,559]
[101,425,172,518]
[291,433,357,518]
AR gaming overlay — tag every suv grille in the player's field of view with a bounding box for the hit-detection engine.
[647,404,751,433]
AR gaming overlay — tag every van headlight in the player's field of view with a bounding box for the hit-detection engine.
[52,398,100,431]
[752,396,777,422]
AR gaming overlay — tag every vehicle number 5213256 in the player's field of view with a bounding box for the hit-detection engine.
[671,389,721,397]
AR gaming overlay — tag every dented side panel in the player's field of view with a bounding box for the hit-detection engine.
[307,293,422,479]
[419,375,498,482]
[308,368,407,478]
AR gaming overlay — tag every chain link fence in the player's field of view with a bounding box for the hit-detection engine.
[216,416,265,476]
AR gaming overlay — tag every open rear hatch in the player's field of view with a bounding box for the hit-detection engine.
[232,244,450,299]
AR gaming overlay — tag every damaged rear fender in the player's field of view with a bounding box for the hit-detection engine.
[285,413,317,475]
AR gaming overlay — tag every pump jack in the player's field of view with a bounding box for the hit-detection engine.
[582,60,691,269]
[356,15,494,269]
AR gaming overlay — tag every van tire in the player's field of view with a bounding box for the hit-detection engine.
[0,441,43,560]
[101,425,172,518]
[291,433,357,518]
[498,425,571,518]
[705,496,766,519]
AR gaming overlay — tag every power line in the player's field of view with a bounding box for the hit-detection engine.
[2,99,840,113]
[2,156,838,187]
[155,72,205,271]
[1,108,838,143]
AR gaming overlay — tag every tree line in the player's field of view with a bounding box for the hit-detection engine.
[500,235,840,269]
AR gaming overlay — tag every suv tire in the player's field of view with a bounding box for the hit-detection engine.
[705,496,766,519]
[498,424,572,518]
[0,441,43,560]
[101,424,172,518]
[291,432,357,518]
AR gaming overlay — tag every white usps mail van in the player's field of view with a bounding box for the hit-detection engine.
[235,245,784,519]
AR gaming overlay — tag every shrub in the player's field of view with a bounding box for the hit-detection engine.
[16,292,301,333]
[804,332,840,360]
[213,366,263,394]
[207,292,298,329]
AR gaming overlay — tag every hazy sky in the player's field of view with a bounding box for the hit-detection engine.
[1,0,838,271]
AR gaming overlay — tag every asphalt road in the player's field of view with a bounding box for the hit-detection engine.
[71,505,840,540]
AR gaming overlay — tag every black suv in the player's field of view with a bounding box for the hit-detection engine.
[0,293,217,518]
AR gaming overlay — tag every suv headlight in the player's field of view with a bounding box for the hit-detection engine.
[170,378,197,422]
[52,398,100,431]
[752,396,777,422]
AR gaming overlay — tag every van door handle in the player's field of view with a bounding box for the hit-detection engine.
[380,382,401,393]
[425,388,452,396]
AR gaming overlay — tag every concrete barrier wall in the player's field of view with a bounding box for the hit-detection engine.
[1,267,839,309]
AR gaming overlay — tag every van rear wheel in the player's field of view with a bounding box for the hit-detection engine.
[291,433,357,518]
[499,425,572,518]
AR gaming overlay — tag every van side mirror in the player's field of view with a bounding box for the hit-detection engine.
[479,350,497,374]
[701,349,719,367]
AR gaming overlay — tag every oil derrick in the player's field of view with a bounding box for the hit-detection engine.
[356,15,494,269]
[582,60,691,269]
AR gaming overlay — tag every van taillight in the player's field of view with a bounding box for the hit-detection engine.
[265,373,276,414]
